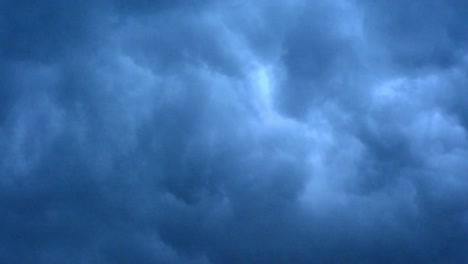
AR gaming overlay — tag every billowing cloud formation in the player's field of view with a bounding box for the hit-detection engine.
[1,0,467,263]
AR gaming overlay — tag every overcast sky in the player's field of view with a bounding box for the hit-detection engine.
[1,0,467,263]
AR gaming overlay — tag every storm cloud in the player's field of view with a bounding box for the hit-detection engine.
[1,0,467,263]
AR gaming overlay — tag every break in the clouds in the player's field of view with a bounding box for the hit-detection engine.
[1,0,467,263]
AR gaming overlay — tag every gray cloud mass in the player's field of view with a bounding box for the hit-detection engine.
[0,0,467,263]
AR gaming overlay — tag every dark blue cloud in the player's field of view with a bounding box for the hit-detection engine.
[357,0,468,72]
[1,0,467,263]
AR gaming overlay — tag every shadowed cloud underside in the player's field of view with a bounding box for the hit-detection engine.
[0,0,467,263]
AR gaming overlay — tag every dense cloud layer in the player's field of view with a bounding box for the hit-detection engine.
[1,0,467,263]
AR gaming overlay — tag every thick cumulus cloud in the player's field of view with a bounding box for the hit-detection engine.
[1,0,467,263]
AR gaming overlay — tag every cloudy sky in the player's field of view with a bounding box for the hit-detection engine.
[1,0,467,263]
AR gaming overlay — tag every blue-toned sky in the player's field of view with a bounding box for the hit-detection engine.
[1,0,467,263]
